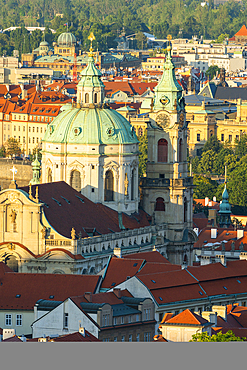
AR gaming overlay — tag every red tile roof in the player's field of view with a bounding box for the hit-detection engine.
[164,309,209,326]
[2,335,23,342]
[160,313,173,324]
[100,256,145,290]
[211,327,247,339]
[49,330,101,342]
[136,262,181,276]
[0,263,101,310]
[193,227,236,249]
[153,334,168,342]
[20,182,151,239]
[235,25,247,37]
[122,251,170,264]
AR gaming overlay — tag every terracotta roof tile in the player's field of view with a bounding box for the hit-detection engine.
[19,182,150,239]
[164,309,209,325]
[137,269,196,290]
[160,313,174,324]
[0,265,101,310]
[151,284,207,305]
[49,330,101,342]
[122,251,170,263]
[100,257,145,289]
[235,25,247,36]
[193,227,236,249]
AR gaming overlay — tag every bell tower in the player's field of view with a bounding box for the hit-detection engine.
[140,41,196,266]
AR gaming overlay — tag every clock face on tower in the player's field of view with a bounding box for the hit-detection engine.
[156,113,170,129]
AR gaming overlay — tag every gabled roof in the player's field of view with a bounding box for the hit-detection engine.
[48,330,101,342]
[19,182,150,239]
[235,25,247,37]
[122,251,170,263]
[0,262,101,310]
[163,309,209,326]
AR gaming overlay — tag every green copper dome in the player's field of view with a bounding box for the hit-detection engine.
[77,55,104,89]
[42,105,138,145]
[57,32,76,47]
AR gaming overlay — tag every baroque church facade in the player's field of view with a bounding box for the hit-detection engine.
[0,43,197,274]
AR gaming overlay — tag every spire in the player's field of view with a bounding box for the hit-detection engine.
[218,165,231,228]
[76,32,105,105]
[29,151,41,185]
[153,35,184,112]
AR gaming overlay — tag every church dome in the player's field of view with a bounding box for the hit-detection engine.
[40,41,49,47]
[42,105,138,145]
[57,32,76,47]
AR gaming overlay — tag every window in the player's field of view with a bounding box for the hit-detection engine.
[102,314,110,327]
[178,138,182,162]
[229,135,232,142]
[221,133,224,141]
[3,134,6,141]
[16,314,22,326]
[129,334,132,342]
[113,317,117,325]
[144,332,151,342]
[159,313,163,322]
[85,93,89,103]
[18,136,20,142]
[104,170,114,201]
[19,116,21,120]
[158,139,168,162]
[121,316,124,324]
[70,170,81,192]
[197,133,200,142]
[114,336,118,342]
[33,137,35,144]
[37,127,39,133]
[184,197,188,222]
[5,314,12,326]
[136,333,140,342]
[41,128,43,133]
[136,314,140,322]
[14,126,16,131]
[23,137,25,143]
[64,313,68,328]
[33,127,35,132]
[236,135,239,141]
[23,126,25,132]
[155,197,165,211]
[129,315,132,323]
[121,335,125,342]
[144,308,151,321]
[94,93,97,103]
[29,127,31,132]
[29,138,31,143]
[47,168,52,183]
[138,127,143,136]
[18,126,20,131]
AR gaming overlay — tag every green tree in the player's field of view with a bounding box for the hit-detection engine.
[193,200,209,217]
[193,174,218,200]
[138,131,148,177]
[198,149,217,174]
[202,135,223,154]
[5,138,22,158]
[206,65,220,80]
[0,146,6,158]
[235,133,247,158]
[227,163,247,206]
[190,330,246,342]
[216,33,229,43]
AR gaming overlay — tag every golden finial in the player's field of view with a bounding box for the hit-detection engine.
[124,173,129,196]
[71,227,76,240]
[167,34,172,50]
[29,184,34,200]
[88,32,95,57]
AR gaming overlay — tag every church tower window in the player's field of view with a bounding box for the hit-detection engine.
[184,197,187,222]
[70,170,81,192]
[158,139,168,162]
[105,170,114,201]
[179,139,182,162]
[155,197,165,211]
[85,93,89,103]
[94,93,97,103]
[47,168,52,183]
[131,169,135,200]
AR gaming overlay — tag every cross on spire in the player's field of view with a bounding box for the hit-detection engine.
[10,166,17,181]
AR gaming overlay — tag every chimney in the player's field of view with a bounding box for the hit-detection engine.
[205,197,209,206]
[79,327,85,337]
[237,229,244,240]
[113,288,121,298]
[208,209,217,226]
[211,228,217,239]
[3,329,16,341]
[212,305,227,321]
[84,292,92,302]
[114,246,122,258]
[209,312,217,327]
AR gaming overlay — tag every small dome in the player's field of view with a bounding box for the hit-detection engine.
[42,106,138,146]
[57,32,76,47]
[40,41,49,46]
[219,185,231,214]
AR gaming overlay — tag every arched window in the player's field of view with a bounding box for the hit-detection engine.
[138,127,143,136]
[158,139,168,162]
[6,255,18,272]
[70,170,81,192]
[184,197,187,222]
[104,170,114,201]
[94,93,97,103]
[85,93,89,103]
[179,138,182,163]
[47,168,52,183]
[155,197,165,211]
[131,169,135,200]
